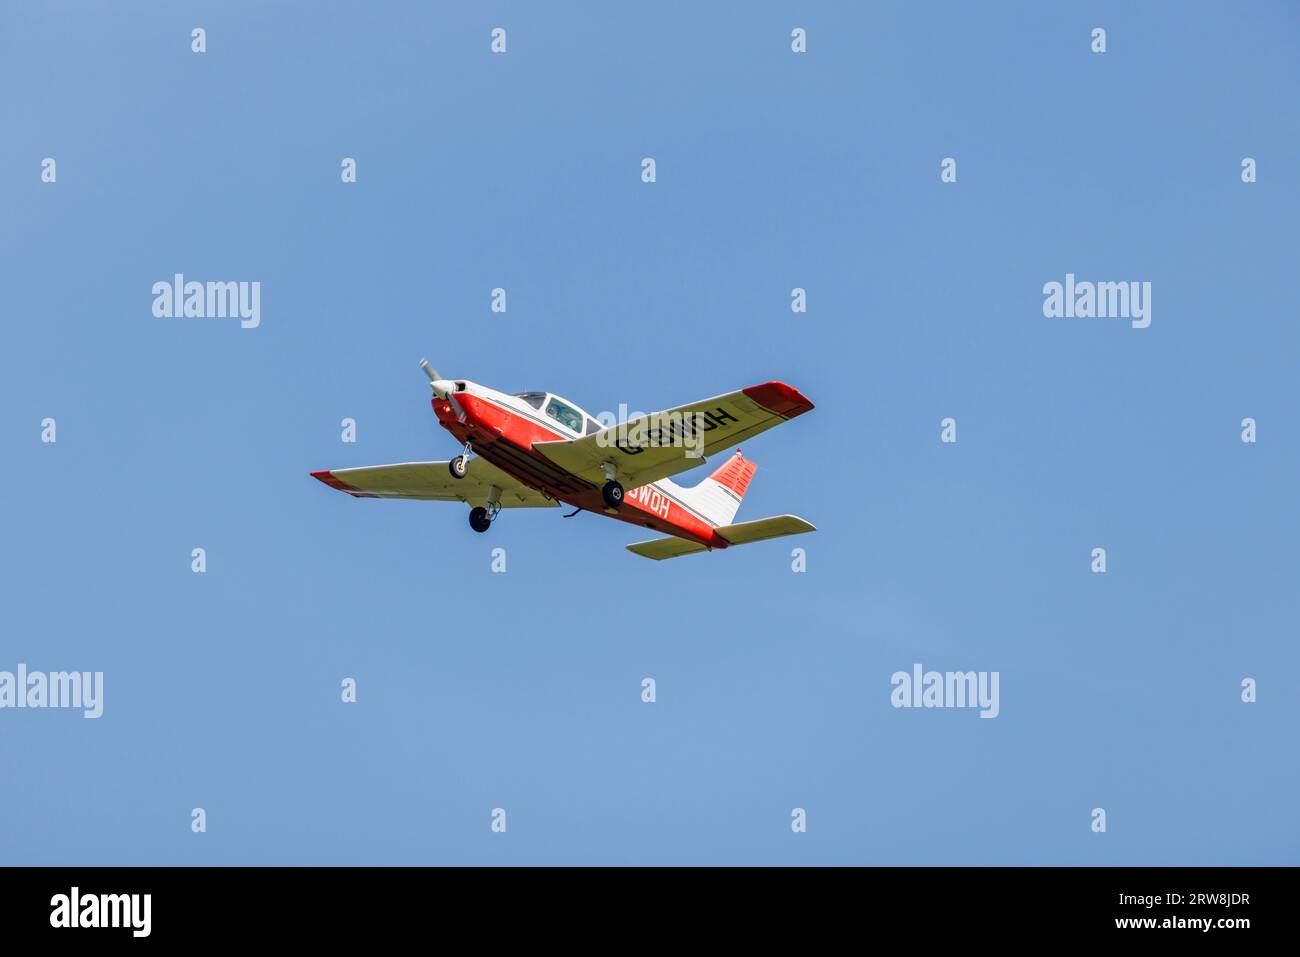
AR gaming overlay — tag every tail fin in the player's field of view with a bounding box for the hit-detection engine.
[669,449,757,527]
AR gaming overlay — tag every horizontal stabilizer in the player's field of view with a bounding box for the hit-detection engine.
[715,514,815,545]
[626,514,815,561]
[624,537,711,561]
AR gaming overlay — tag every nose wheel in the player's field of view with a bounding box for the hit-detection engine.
[449,447,471,479]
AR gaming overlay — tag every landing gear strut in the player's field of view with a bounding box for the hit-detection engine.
[599,461,624,510]
[468,485,503,533]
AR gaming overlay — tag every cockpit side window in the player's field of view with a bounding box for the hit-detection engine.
[514,391,546,411]
[585,417,602,436]
[544,397,584,434]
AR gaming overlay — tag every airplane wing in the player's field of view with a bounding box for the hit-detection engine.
[534,381,813,489]
[310,458,556,507]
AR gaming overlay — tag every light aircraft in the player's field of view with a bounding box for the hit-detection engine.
[311,362,816,560]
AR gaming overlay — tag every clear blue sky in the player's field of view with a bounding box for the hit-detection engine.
[2,1,1297,865]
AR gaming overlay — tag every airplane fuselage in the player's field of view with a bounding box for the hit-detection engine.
[431,382,728,548]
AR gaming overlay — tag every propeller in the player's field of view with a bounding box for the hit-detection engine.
[419,358,453,399]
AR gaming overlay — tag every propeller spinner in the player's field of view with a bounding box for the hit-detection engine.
[419,358,454,399]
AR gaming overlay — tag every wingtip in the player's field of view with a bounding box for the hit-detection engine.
[311,470,363,495]
[743,381,815,418]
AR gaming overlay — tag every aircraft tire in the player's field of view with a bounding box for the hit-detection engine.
[601,481,624,509]
[449,454,469,479]
[468,506,492,533]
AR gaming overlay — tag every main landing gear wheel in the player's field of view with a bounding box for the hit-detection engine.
[601,480,625,509]
[449,454,470,479]
[468,506,492,533]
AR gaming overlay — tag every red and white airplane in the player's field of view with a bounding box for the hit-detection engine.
[311,361,816,560]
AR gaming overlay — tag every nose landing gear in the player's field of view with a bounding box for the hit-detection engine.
[449,442,472,479]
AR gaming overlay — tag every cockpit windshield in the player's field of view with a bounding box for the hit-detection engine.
[513,391,546,410]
